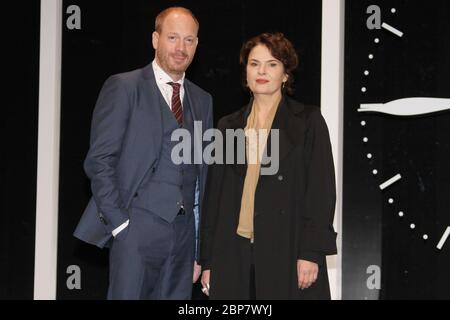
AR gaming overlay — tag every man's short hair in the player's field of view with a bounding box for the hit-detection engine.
[155,7,199,33]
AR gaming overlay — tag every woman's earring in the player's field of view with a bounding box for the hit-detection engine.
[282,82,286,91]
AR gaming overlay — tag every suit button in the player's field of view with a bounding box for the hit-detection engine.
[151,167,156,173]
[134,192,138,198]
[278,175,284,181]
[279,209,285,215]
[99,213,108,225]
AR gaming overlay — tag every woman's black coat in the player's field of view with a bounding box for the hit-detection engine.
[200,96,337,299]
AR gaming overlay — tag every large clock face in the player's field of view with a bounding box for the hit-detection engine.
[344,0,450,300]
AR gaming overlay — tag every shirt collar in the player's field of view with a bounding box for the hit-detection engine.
[152,59,185,86]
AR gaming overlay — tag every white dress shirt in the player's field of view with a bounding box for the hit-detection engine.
[152,59,185,110]
[112,60,185,237]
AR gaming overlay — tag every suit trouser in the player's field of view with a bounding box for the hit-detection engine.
[107,207,195,300]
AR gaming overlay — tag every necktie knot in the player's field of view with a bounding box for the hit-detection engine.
[167,82,181,94]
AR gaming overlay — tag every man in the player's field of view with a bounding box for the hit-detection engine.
[74,7,213,300]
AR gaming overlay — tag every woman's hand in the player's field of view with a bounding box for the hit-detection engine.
[297,259,318,289]
[200,270,211,296]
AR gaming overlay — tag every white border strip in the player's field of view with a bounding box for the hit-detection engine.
[321,0,345,300]
[34,0,62,300]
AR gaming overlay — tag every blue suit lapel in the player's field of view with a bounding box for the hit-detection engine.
[121,64,163,209]
[184,80,200,122]
[140,64,163,160]
[183,80,204,183]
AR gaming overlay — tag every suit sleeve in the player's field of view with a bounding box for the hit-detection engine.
[199,118,226,270]
[298,107,338,265]
[83,75,131,233]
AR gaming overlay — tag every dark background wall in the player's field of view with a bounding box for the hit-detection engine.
[1,1,40,299]
[343,0,450,299]
[57,0,322,299]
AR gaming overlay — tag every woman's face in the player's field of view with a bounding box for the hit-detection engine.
[246,44,288,96]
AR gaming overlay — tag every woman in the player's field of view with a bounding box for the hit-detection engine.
[200,32,337,299]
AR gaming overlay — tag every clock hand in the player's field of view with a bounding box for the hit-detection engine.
[379,174,402,190]
[437,227,450,250]
[358,97,450,116]
[381,22,404,37]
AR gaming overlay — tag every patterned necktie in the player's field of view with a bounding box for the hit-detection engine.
[167,82,183,126]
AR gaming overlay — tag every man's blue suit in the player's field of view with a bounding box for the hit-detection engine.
[74,63,213,299]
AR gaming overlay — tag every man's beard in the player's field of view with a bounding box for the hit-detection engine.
[158,51,190,75]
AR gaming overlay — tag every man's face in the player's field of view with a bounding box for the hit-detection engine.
[152,12,198,79]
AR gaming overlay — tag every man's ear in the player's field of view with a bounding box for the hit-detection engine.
[152,31,159,50]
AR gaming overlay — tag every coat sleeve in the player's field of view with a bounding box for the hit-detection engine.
[199,119,226,270]
[298,107,337,265]
[83,75,131,234]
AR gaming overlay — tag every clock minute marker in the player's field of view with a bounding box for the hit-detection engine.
[436,227,450,250]
[381,22,404,37]
[379,174,402,190]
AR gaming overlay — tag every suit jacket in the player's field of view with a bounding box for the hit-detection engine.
[74,64,213,255]
[200,96,337,299]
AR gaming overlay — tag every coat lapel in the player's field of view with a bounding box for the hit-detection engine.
[183,80,204,177]
[227,99,252,178]
[228,95,305,178]
[183,80,200,122]
[266,95,304,165]
[138,64,163,166]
